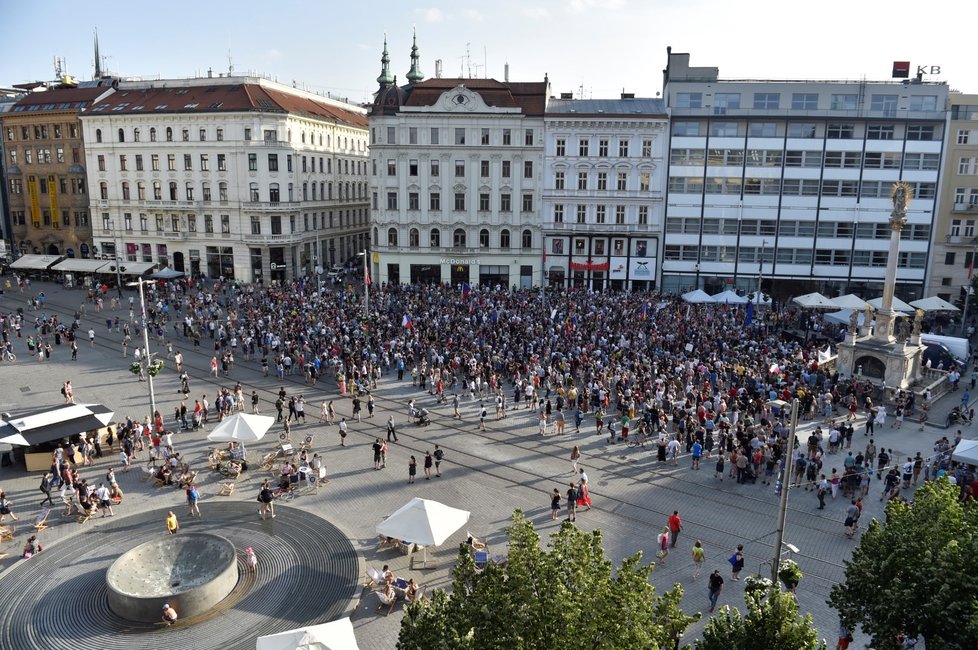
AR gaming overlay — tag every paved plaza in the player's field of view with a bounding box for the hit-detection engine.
[0,280,969,648]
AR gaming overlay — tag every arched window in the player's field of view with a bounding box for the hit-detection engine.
[409,228,420,248]
[453,228,466,248]
[121,181,130,200]
[500,229,511,249]
[153,181,162,200]
[136,182,145,200]
[522,229,533,250]
[185,182,194,201]
[219,182,228,201]
[268,183,280,203]
[249,182,259,202]
[165,127,173,142]
[168,181,178,201]
[117,128,125,142]
[301,131,306,143]
[430,228,440,248]
[133,128,140,142]
[387,227,399,247]
[149,127,157,142]
[99,181,108,200]
[479,228,490,248]
[95,129,102,143]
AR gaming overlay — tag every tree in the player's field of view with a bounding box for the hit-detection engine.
[695,584,826,650]
[828,479,978,650]
[397,510,699,650]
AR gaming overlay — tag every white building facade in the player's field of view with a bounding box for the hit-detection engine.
[368,39,549,288]
[80,76,369,284]
[543,96,669,291]
[661,51,948,300]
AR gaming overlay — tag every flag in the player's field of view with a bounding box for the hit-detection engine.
[402,314,412,329]
[745,300,754,327]
[461,282,471,299]
[641,303,649,319]
[366,268,372,286]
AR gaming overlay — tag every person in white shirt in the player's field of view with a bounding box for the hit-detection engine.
[94,482,113,517]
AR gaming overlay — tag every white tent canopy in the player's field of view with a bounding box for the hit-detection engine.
[51,258,110,273]
[682,289,714,304]
[711,289,747,304]
[9,254,62,270]
[824,309,867,327]
[867,296,915,312]
[952,439,978,466]
[376,497,470,567]
[792,292,834,309]
[829,294,871,310]
[206,413,274,455]
[910,296,961,313]
[256,618,359,650]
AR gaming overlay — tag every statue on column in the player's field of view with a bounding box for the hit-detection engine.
[890,182,912,229]
[912,309,923,337]
[863,303,873,328]
[849,309,859,333]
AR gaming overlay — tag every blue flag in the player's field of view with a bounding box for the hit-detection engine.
[745,300,754,327]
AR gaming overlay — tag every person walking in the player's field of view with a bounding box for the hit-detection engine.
[39,472,55,506]
[708,570,724,613]
[165,510,179,535]
[258,481,275,520]
[433,445,444,476]
[565,482,578,522]
[372,439,383,470]
[387,416,398,443]
[668,510,682,548]
[570,445,581,474]
[656,527,670,564]
[338,418,348,446]
[550,488,561,521]
[0,491,17,523]
[817,474,829,509]
[186,483,201,518]
[95,482,114,517]
[729,544,745,580]
[408,456,417,484]
[692,540,705,579]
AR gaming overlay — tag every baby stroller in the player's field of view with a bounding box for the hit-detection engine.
[415,408,431,427]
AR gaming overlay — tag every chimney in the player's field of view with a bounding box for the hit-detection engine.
[435,59,443,78]
[207,67,213,78]
[560,92,573,99]
[504,62,509,82]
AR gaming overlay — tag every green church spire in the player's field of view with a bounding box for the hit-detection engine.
[376,34,394,86]
[406,29,424,84]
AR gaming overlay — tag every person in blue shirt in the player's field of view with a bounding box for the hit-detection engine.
[691,440,703,470]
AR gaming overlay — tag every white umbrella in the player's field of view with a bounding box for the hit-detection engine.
[951,439,978,465]
[681,289,714,304]
[206,413,274,455]
[256,617,359,650]
[828,293,870,310]
[710,289,747,304]
[824,309,864,326]
[792,292,834,309]
[910,296,961,313]
[376,497,471,568]
[867,296,915,312]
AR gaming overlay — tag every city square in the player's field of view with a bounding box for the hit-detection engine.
[0,277,969,648]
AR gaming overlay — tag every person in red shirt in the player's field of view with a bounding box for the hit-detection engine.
[668,511,682,548]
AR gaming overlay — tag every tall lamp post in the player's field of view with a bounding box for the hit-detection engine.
[756,238,770,306]
[768,397,800,586]
[107,219,124,298]
[359,249,369,317]
[127,277,158,427]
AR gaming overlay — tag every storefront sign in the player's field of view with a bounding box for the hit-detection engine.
[440,257,480,265]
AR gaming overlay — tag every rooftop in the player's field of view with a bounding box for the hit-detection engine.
[403,78,549,116]
[546,97,666,116]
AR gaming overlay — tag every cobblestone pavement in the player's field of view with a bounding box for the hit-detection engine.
[1,281,968,648]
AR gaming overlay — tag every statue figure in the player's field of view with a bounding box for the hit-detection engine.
[849,309,859,332]
[892,185,907,212]
[898,318,911,342]
[912,309,923,337]
[863,303,873,326]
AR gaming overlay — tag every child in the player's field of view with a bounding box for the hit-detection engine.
[245,547,258,573]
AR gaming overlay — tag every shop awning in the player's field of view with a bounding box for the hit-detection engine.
[9,254,63,270]
[51,259,111,273]
[0,403,115,447]
[116,261,157,276]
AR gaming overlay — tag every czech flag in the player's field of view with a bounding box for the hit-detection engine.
[402,314,413,329]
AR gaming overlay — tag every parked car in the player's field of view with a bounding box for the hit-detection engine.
[922,341,962,371]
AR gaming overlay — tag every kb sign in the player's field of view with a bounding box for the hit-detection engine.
[892,61,942,78]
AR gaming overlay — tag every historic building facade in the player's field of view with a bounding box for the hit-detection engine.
[542,96,668,291]
[368,37,549,288]
[79,75,369,283]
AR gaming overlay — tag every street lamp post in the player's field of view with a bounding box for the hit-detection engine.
[757,238,769,306]
[108,220,124,298]
[127,278,158,428]
[769,397,800,586]
[359,249,369,317]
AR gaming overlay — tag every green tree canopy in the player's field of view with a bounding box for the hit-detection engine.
[397,510,699,650]
[828,479,978,650]
[696,586,826,650]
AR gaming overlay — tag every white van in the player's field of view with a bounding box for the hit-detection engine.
[919,334,970,363]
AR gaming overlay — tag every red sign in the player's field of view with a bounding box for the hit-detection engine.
[892,61,910,78]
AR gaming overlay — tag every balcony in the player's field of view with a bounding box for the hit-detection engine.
[952,202,978,214]
[242,201,301,212]
[141,200,196,209]
[240,232,306,245]
[945,234,978,247]
[547,222,654,233]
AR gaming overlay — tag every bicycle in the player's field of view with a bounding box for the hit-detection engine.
[628,430,650,448]
[2,350,15,362]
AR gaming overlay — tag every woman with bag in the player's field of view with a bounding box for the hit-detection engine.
[576,474,592,510]
[570,445,581,474]
[0,491,18,523]
[656,527,670,564]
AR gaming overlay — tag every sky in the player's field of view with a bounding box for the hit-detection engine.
[2,0,974,104]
